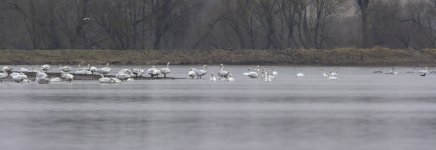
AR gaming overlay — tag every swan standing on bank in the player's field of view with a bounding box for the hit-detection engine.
[41,64,50,73]
[188,68,197,79]
[36,72,50,84]
[160,62,171,78]
[218,64,230,79]
[195,65,208,79]
[97,63,112,75]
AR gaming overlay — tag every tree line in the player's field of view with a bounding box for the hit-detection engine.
[0,0,435,50]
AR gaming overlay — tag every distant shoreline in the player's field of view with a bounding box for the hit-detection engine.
[0,48,435,66]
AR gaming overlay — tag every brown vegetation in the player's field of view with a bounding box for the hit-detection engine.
[0,48,435,66]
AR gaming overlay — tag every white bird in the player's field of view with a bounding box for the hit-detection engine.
[0,72,8,82]
[271,67,278,76]
[188,68,197,79]
[263,72,272,82]
[295,68,304,77]
[2,66,13,74]
[160,62,171,78]
[41,64,50,72]
[89,66,98,75]
[50,77,62,82]
[99,74,112,83]
[218,64,230,79]
[243,69,259,79]
[36,72,50,84]
[195,65,208,79]
[132,67,144,77]
[11,73,27,83]
[116,69,132,80]
[418,67,429,74]
[18,67,30,72]
[59,65,72,72]
[65,73,74,83]
[97,63,112,75]
[226,73,235,82]
[147,66,161,78]
[322,68,328,77]
[210,73,217,82]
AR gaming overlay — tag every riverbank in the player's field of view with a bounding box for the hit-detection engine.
[0,48,435,66]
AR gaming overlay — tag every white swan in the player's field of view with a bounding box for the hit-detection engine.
[195,65,207,79]
[36,72,50,84]
[418,67,429,74]
[50,77,62,82]
[210,73,217,82]
[218,64,230,79]
[65,73,74,83]
[97,63,112,75]
[0,72,8,82]
[271,67,278,76]
[243,69,259,79]
[18,67,30,72]
[132,67,144,77]
[147,66,161,78]
[99,74,112,83]
[116,69,132,80]
[188,68,197,79]
[59,65,72,72]
[226,73,235,82]
[41,64,50,72]
[160,62,171,78]
[12,73,27,83]
[89,66,98,75]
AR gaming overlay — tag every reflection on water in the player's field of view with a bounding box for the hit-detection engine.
[0,66,436,150]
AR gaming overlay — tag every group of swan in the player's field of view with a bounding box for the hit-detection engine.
[146,62,171,78]
[373,67,434,77]
[188,64,233,82]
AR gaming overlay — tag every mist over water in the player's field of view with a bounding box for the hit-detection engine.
[0,66,436,150]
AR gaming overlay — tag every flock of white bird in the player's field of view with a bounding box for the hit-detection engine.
[0,62,432,84]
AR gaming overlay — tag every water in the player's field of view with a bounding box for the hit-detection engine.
[1,66,436,150]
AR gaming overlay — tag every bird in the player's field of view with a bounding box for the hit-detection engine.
[0,71,8,82]
[97,63,112,75]
[99,74,112,83]
[18,67,30,72]
[271,67,278,76]
[2,66,13,74]
[195,65,208,79]
[116,69,132,80]
[132,67,144,78]
[59,65,72,72]
[65,73,74,83]
[218,64,230,79]
[210,73,217,82]
[243,69,259,79]
[36,72,50,84]
[295,68,304,77]
[89,66,98,75]
[418,67,429,74]
[160,62,171,78]
[41,64,50,73]
[50,77,62,82]
[11,73,27,83]
[188,68,197,79]
[147,66,161,78]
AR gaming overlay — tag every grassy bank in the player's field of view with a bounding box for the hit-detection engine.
[0,48,435,66]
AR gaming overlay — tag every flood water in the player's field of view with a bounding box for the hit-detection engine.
[1,66,436,150]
